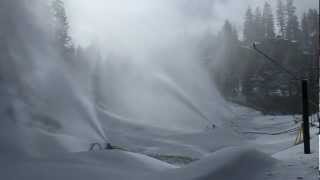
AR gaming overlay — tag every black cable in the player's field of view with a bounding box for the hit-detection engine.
[252,42,320,120]
[252,42,300,81]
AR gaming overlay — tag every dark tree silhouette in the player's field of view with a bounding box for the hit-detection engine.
[243,7,255,43]
[285,0,300,40]
[221,20,238,44]
[276,0,286,38]
[253,7,264,41]
[262,2,275,39]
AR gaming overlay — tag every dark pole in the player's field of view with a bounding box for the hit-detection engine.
[302,80,311,154]
[252,43,313,154]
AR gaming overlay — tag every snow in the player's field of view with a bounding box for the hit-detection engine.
[97,104,244,159]
[0,150,175,180]
[0,103,318,179]
[0,147,277,180]
[269,137,319,180]
[228,104,319,179]
[146,147,277,180]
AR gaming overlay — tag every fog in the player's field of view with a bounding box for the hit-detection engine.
[0,0,108,155]
[66,0,318,44]
[0,0,316,155]
[63,0,232,131]
[62,0,317,131]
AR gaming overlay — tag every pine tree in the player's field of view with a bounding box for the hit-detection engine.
[301,9,319,51]
[253,7,264,41]
[276,0,286,38]
[243,7,254,43]
[301,13,310,49]
[285,0,300,40]
[222,20,238,43]
[51,0,73,55]
[262,2,275,39]
[217,20,240,97]
[307,9,319,39]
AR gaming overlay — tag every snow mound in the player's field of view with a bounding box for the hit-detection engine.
[146,147,277,180]
[0,150,175,180]
[0,147,276,180]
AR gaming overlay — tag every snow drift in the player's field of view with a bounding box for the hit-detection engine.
[0,147,277,180]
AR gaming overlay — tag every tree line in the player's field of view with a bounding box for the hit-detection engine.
[1,0,317,115]
[243,0,318,51]
[203,0,319,114]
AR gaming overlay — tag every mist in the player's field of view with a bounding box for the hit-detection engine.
[0,0,316,155]
[0,0,109,155]
[0,0,318,179]
[66,0,318,44]
[63,0,234,132]
[62,0,318,131]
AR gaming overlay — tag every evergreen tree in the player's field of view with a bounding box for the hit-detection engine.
[51,0,74,55]
[262,2,275,39]
[301,13,310,49]
[221,20,238,44]
[253,7,264,41]
[216,20,240,97]
[276,0,286,38]
[243,7,254,43]
[301,9,319,51]
[285,0,300,40]
[307,9,319,39]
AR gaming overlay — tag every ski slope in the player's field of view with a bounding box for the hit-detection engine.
[0,147,276,180]
[0,103,317,180]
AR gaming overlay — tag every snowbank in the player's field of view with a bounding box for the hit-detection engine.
[0,147,276,180]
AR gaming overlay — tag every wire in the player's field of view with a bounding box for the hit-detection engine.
[252,42,320,117]
[252,42,300,81]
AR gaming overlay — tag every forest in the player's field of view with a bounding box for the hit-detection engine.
[0,0,318,179]
[201,0,319,114]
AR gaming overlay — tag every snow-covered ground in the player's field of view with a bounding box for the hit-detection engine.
[229,104,319,180]
[0,103,318,179]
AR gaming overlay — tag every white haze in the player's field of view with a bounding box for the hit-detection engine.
[63,0,317,132]
[0,0,109,156]
[65,0,231,131]
[66,0,318,45]
[1,0,316,155]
